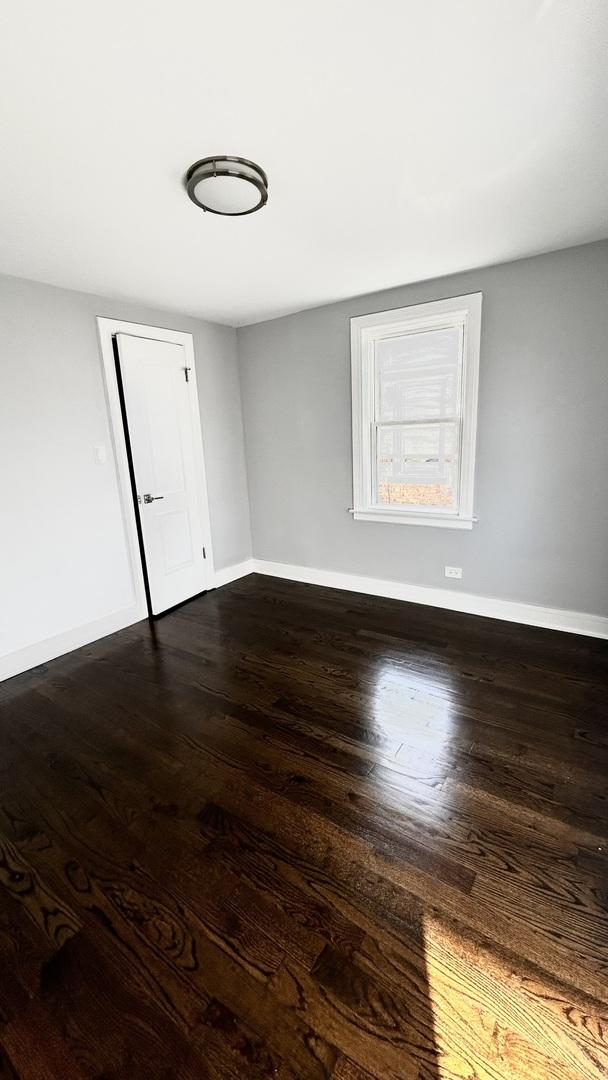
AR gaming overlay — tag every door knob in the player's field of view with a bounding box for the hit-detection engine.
[143,493,164,503]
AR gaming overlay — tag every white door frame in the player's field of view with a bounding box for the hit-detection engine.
[97,317,215,618]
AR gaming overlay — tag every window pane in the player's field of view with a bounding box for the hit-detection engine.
[376,326,461,422]
[376,422,459,510]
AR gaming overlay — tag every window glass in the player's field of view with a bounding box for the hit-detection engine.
[376,326,461,422]
[375,422,459,510]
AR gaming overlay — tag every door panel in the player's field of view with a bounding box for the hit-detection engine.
[116,333,208,614]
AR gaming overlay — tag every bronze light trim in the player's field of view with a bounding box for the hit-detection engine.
[185,155,269,216]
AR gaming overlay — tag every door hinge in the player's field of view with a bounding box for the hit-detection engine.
[183,367,191,383]
[202,547,206,559]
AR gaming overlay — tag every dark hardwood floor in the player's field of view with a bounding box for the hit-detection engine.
[0,574,607,1078]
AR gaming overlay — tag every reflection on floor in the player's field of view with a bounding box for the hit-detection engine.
[0,573,607,1078]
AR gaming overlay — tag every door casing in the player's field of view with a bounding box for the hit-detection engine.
[97,317,215,620]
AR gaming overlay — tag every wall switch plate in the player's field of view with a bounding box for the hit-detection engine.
[93,444,107,464]
[444,566,463,579]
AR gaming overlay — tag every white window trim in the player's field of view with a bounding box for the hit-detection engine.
[350,292,482,529]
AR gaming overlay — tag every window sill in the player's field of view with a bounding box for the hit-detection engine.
[350,509,475,529]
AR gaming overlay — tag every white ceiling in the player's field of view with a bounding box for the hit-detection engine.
[1,1,607,326]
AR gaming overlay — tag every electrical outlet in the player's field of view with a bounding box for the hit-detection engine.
[444,566,463,580]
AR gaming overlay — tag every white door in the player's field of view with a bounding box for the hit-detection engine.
[115,333,209,615]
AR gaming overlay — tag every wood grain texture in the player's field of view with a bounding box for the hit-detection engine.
[0,573,607,1077]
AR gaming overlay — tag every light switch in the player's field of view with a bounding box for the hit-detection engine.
[93,444,107,464]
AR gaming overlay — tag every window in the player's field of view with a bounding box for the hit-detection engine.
[350,292,482,528]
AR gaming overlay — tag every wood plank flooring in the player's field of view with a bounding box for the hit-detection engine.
[0,574,607,1078]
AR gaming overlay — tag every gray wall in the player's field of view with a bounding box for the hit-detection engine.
[0,274,251,669]
[237,241,608,616]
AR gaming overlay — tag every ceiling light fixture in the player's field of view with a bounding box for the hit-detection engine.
[185,156,268,216]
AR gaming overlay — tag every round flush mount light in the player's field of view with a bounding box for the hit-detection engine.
[185,156,268,216]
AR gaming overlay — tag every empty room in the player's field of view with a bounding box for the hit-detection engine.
[1,2,607,1077]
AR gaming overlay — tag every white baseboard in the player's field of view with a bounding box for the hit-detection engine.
[213,558,256,589]
[247,558,608,640]
[0,604,145,683]
[1,559,252,683]
[5,557,604,684]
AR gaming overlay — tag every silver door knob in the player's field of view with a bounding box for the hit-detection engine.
[143,493,164,503]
